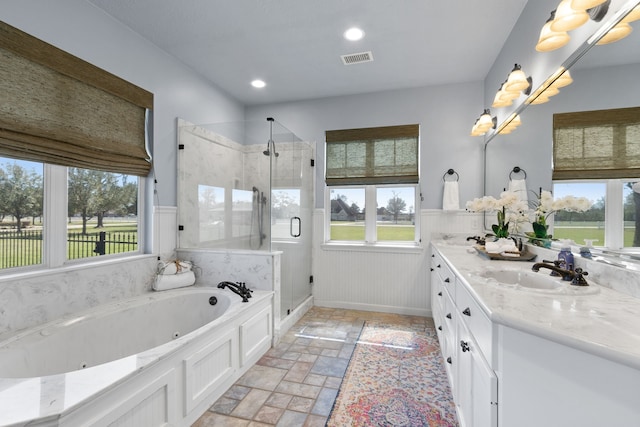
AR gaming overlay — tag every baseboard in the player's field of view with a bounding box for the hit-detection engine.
[274,296,314,344]
[313,299,431,318]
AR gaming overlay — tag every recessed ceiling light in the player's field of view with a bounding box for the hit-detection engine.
[251,79,266,88]
[344,27,364,41]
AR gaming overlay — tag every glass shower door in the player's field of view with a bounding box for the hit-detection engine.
[270,141,314,318]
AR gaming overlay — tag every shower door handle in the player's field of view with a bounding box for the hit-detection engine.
[290,216,301,238]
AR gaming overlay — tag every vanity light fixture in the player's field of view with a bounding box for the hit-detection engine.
[498,114,521,134]
[597,22,633,44]
[571,0,607,9]
[527,83,560,105]
[552,0,589,32]
[536,11,571,52]
[503,64,533,93]
[621,5,640,23]
[471,109,497,136]
[550,68,573,88]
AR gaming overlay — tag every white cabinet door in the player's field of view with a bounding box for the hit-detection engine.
[457,319,498,427]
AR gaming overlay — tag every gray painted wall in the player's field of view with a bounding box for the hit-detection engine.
[0,0,245,208]
[246,82,485,210]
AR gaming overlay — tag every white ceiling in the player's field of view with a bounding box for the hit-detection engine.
[87,0,530,106]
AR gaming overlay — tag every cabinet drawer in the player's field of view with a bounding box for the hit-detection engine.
[456,283,493,364]
[434,259,455,299]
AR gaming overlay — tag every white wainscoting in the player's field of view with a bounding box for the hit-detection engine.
[312,209,482,316]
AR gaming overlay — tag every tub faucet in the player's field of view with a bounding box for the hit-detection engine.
[531,261,589,286]
[217,281,253,302]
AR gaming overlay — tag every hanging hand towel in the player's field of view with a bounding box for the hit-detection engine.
[442,180,460,210]
[509,178,528,205]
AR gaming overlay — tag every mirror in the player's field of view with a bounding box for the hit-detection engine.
[483,1,640,258]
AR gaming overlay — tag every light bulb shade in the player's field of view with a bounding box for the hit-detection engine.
[551,0,589,32]
[551,70,573,88]
[504,65,531,92]
[536,21,571,52]
[529,95,551,105]
[492,91,513,108]
[476,110,496,133]
[570,0,607,10]
[498,89,521,102]
[621,6,640,23]
[597,22,632,45]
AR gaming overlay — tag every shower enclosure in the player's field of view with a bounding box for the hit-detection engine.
[176,118,314,319]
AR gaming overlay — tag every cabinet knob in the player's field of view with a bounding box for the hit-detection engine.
[430,268,434,271]
[462,307,471,316]
[460,340,470,352]
[432,254,435,258]
[437,264,441,268]
[446,313,452,319]
[438,325,442,331]
[444,278,450,283]
[447,356,452,364]
[437,291,442,297]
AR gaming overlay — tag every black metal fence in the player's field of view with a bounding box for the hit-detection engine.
[0,229,138,269]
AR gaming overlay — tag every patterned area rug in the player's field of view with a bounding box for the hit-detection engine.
[326,319,458,427]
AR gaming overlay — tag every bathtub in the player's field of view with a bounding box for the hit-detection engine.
[0,287,274,427]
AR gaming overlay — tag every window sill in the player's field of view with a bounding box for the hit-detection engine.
[321,242,424,254]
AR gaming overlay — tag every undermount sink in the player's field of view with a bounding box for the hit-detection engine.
[472,268,601,295]
[478,269,563,290]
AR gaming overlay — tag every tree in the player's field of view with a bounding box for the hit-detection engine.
[68,169,137,234]
[0,163,41,232]
[386,191,407,224]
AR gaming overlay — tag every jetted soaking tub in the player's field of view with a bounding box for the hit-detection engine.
[0,287,273,427]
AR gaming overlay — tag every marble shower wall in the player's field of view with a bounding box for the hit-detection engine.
[177,119,272,250]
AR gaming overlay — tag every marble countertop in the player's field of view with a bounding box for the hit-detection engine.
[433,241,640,371]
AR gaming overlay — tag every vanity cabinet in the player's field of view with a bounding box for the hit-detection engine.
[431,243,640,427]
[431,249,497,427]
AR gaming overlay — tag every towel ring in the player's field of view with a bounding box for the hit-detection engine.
[509,166,527,180]
[443,169,459,182]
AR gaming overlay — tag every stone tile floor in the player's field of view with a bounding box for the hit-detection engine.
[192,306,428,427]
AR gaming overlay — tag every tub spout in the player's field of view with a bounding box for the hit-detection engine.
[217,281,252,302]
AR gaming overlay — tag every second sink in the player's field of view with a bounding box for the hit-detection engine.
[477,269,563,290]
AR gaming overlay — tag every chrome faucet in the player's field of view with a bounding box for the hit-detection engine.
[531,261,589,286]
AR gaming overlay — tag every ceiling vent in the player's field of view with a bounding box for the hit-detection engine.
[341,51,374,65]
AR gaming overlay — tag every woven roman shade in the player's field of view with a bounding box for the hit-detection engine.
[553,107,640,180]
[0,21,153,176]
[325,124,419,185]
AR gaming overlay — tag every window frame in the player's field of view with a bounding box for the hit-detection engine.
[1,161,146,275]
[551,178,633,250]
[324,183,421,249]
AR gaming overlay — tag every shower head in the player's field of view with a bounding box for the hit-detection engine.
[263,140,279,157]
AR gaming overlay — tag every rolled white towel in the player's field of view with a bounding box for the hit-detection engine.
[442,181,460,210]
[485,238,517,254]
[508,178,528,204]
[153,270,196,291]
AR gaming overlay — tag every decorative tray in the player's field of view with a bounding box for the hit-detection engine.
[474,245,537,261]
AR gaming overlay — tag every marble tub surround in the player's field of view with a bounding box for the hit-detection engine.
[434,242,640,371]
[0,255,158,340]
[0,288,274,426]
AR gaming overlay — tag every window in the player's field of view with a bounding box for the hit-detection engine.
[325,124,420,245]
[328,185,418,243]
[0,159,43,269]
[552,107,640,249]
[0,22,150,272]
[552,180,640,249]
